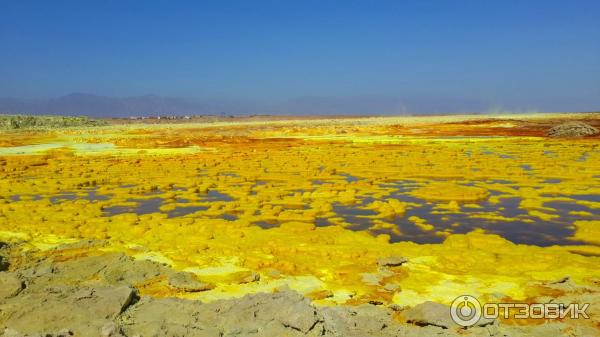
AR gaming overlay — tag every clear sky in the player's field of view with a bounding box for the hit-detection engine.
[1,0,599,113]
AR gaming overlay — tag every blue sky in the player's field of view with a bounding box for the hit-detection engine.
[1,0,599,113]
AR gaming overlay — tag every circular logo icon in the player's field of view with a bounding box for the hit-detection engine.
[450,295,481,327]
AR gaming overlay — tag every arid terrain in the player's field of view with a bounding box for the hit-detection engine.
[0,113,599,336]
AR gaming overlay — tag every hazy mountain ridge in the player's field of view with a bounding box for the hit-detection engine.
[0,93,556,117]
[0,94,209,117]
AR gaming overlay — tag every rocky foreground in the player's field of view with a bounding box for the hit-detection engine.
[1,241,598,337]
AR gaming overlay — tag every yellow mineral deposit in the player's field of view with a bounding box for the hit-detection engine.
[0,113,599,320]
[571,220,600,245]
[409,182,489,202]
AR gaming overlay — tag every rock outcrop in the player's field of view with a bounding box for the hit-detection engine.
[547,122,599,137]
[1,243,598,337]
[0,285,136,336]
[0,272,23,300]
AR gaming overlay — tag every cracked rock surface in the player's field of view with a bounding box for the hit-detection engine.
[0,242,598,337]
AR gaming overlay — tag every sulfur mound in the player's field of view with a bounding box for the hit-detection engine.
[547,122,599,137]
[409,182,489,202]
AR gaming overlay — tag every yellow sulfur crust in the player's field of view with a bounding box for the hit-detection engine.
[0,114,599,310]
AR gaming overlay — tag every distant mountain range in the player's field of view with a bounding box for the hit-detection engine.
[0,93,566,117]
[0,93,226,118]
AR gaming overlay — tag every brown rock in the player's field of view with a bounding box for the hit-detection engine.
[383,283,401,292]
[403,301,456,329]
[547,122,599,137]
[168,272,213,292]
[377,256,408,267]
[0,285,136,336]
[240,271,261,284]
[0,272,23,299]
[120,290,325,337]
